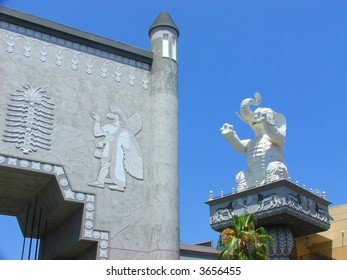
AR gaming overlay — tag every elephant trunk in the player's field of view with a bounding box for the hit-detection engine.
[240,92,262,124]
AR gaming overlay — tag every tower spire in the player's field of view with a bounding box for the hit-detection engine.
[149,12,179,37]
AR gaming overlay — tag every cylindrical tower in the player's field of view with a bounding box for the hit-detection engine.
[148,12,179,259]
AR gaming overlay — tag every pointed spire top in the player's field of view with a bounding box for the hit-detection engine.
[149,12,179,37]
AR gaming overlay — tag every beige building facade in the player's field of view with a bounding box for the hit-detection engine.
[294,204,347,260]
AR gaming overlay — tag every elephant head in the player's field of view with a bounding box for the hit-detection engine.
[237,92,286,139]
[238,92,262,125]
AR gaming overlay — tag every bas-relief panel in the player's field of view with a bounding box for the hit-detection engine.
[88,106,143,191]
[0,18,150,190]
[0,82,148,194]
[210,189,330,227]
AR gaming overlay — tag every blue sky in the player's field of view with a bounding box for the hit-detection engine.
[1,0,347,259]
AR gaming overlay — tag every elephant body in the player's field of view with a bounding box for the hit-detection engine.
[236,133,288,191]
[221,93,289,191]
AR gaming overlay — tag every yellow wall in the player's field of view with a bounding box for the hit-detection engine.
[295,204,347,260]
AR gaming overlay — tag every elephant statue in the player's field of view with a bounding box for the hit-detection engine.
[220,92,289,191]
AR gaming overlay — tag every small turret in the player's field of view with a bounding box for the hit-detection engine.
[149,12,179,62]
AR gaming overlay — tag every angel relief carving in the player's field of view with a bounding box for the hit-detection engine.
[88,106,144,192]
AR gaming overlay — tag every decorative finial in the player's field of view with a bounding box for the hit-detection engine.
[322,191,327,199]
[209,190,214,200]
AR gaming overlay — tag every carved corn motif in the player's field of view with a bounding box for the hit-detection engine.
[3,84,55,154]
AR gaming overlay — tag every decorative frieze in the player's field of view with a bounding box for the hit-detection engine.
[210,191,329,226]
[0,21,150,90]
[207,180,331,236]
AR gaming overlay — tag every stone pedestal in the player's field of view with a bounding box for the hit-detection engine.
[206,179,331,259]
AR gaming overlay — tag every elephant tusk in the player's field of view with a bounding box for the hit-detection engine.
[236,111,245,122]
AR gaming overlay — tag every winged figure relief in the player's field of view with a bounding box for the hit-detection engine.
[88,106,143,191]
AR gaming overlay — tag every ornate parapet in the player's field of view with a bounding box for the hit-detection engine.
[206,179,331,238]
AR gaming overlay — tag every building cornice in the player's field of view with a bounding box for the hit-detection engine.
[0,6,153,67]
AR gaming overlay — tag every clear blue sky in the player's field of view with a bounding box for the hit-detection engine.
[1,0,347,259]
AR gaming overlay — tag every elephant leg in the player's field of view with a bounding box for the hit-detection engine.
[236,170,248,191]
[265,161,289,183]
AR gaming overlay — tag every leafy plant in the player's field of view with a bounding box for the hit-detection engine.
[217,213,273,260]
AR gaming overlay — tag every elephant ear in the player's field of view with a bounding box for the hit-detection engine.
[274,113,286,137]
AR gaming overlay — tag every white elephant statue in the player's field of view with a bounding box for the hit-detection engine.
[221,92,289,191]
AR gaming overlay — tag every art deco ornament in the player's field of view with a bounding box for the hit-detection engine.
[3,84,54,154]
[89,106,143,191]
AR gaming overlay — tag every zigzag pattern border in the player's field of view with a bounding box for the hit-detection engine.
[0,153,109,260]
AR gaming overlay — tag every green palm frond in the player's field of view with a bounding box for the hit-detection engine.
[219,248,231,260]
[245,213,256,230]
[217,214,273,260]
